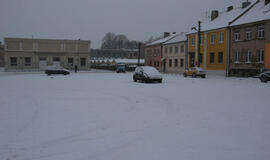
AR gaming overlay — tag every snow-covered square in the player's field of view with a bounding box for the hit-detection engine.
[0,72,270,160]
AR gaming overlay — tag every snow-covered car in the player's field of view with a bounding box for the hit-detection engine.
[183,67,206,78]
[259,69,270,83]
[133,66,162,83]
[45,66,70,75]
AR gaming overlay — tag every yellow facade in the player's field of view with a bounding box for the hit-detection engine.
[187,33,206,69]
[206,29,227,70]
[187,29,228,71]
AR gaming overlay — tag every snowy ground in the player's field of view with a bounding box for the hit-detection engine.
[0,72,270,160]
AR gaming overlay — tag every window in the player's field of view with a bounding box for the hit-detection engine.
[175,46,178,54]
[257,49,264,63]
[200,36,203,45]
[180,59,184,67]
[210,53,215,64]
[218,52,223,64]
[246,29,252,40]
[147,49,152,56]
[10,57,17,66]
[165,47,168,54]
[169,59,172,67]
[245,50,251,63]
[169,47,172,54]
[210,34,215,44]
[53,57,60,61]
[191,37,195,46]
[156,61,159,67]
[68,58,74,66]
[257,25,265,39]
[219,32,224,43]
[80,58,86,66]
[154,49,159,56]
[234,30,240,41]
[199,53,203,64]
[25,57,31,66]
[39,57,46,61]
[234,51,239,63]
[181,45,184,53]
[174,59,178,67]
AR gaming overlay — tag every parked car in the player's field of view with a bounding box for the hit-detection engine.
[116,63,126,73]
[259,69,270,83]
[133,66,162,83]
[183,67,206,78]
[45,66,70,75]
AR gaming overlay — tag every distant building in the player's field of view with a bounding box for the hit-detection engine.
[4,38,91,71]
[144,32,177,72]
[163,32,188,73]
[91,48,144,60]
[229,0,270,76]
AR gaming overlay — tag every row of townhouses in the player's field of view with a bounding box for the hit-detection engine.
[145,0,270,76]
[3,38,91,71]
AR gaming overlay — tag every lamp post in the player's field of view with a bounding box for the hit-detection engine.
[137,42,141,66]
[192,21,201,67]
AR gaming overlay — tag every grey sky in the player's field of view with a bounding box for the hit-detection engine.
[0,0,251,48]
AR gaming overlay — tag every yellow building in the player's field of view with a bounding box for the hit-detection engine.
[187,2,255,74]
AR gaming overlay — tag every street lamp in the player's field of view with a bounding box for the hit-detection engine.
[191,21,201,67]
[137,42,141,66]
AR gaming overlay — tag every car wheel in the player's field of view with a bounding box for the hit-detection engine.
[144,78,149,83]
[260,75,268,83]
[201,75,206,78]
[183,73,187,77]
[192,73,196,78]
[133,76,137,82]
[158,79,162,83]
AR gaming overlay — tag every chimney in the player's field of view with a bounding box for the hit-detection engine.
[211,10,219,21]
[266,0,270,5]
[164,32,170,38]
[242,1,251,8]
[227,6,234,12]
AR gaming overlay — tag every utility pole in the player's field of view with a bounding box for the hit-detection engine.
[137,42,141,66]
[197,21,201,67]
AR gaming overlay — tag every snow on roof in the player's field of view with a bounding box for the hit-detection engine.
[163,32,187,45]
[187,1,255,34]
[146,33,178,46]
[231,0,270,26]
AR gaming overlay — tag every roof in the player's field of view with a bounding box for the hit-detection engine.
[231,0,270,26]
[187,1,256,34]
[145,33,178,46]
[163,32,187,45]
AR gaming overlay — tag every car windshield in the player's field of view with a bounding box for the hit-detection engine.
[142,66,160,75]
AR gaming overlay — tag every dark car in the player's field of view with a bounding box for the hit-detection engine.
[116,63,126,73]
[259,69,270,83]
[133,66,162,83]
[45,66,70,75]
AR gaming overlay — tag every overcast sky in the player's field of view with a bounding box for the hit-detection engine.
[0,0,251,48]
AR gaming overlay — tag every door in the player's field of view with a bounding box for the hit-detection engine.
[53,57,60,67]
[39,61,47,70]
[189,52,195,67]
